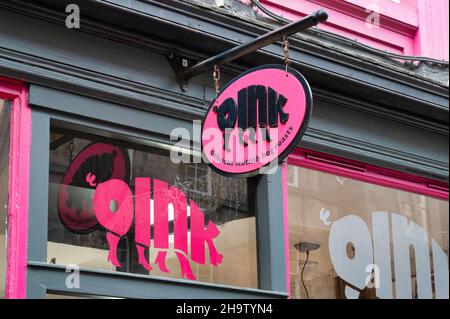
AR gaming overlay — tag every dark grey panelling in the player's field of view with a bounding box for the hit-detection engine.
[303,93,449,182]
[0,0,448,119]
[256,166,287,292]
[12,0,447,115]
[28,262,287,299]
[29,84,449,182]
[0,6,213,121]
[29,85,194,138]
[28,109,50,262]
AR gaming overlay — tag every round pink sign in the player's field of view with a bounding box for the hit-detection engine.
[202,64,313,177]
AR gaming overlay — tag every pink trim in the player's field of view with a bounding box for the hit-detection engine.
[315,0,419,32]
[281,161,290,298]
[247,0,449,60]
[0,77,30,299]
[288,148,449,201]
[257,0,416,55]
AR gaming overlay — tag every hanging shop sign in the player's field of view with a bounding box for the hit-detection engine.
[57,143,223,280]
[202,64,313,177]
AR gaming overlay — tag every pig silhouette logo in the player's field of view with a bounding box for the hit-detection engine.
[58,143,130,233]
[202,64,312,177]
[93,178,223,280]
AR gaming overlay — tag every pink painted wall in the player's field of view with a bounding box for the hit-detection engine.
[414,0,449,60]
[243,0,449,60]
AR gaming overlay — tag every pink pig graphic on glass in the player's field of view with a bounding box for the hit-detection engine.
[93,178,223,280]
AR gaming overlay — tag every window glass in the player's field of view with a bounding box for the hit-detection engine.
[0,99,11,298]
[288,165,449,299]
[47,127,257,289]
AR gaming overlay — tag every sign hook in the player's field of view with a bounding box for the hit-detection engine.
[176,9,328,90]
[213,65,221,97]
[282,36,290,75]
[68,139,75,162]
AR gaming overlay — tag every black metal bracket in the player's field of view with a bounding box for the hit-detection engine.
[167,52,197,92]
[168,9,328,92]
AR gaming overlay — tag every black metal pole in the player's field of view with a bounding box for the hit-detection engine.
[179,9,328,83]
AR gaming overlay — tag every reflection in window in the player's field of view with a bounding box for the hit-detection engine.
[0,99,11,298]
[47,127,257,289]
[182,164,212,196]
[288,166,449,299]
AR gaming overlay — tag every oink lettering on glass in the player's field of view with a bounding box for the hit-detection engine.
[93,178,224,280]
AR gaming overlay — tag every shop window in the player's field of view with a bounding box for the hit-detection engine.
[47,127,257,289]
[0,99,11,298]
[288,166,449,299]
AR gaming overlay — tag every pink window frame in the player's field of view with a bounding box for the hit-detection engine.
[282,147,449,297]
[0,77,30,299]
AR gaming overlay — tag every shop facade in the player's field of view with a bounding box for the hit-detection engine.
[0,0,448,299]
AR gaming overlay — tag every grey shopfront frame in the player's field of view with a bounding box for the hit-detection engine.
[26,85,288,298]
[0,0,448,299]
